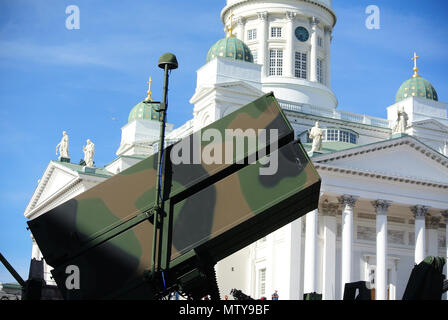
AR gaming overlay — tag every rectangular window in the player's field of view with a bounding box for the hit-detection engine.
[327,129,337,141]
[318,36,323,47]
[252,50,258,64]
[340,130,349,143]
[269,49,283,76]
[271,27,282,38]
[258,268,266,297]
[349,133,357,144]
[317,58,324,84]
[247,29,257,41]
[294,52,307,79]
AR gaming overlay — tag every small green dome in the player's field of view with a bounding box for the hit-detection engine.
[206,36,253,63]
[128,101,161,123]
[395,76,438,103]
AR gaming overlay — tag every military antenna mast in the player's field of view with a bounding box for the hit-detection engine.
[148,53,178,286]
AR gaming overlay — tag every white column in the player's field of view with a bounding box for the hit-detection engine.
[31,233,43,260]
[321,200,338,300]
[236,16,246,41]
[304,209,318,294]
[257,12,268,78]
[427,216,440,257]
[390,260,398,300]
[442,211,448,301]
[285,219,302,300]
[285,11,296,78]
[309,17,319,82]
[411,205,429,264]
[338,194,358,298]
[266,233,274,298]
[324,26,332,87]
[297,217,304,299]
[372,200,392,300]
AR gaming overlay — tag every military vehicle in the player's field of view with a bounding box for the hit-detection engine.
[21,93,321,300]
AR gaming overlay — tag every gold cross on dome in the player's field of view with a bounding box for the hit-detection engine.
[145,76,153,101]
[412,52,419,77]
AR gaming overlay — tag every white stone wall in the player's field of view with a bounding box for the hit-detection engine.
[221,0,338,108]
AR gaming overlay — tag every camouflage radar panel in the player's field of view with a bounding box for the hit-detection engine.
[28,93,321,300]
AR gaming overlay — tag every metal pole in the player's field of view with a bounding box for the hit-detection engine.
[0,252,26,287]
[151,64,169,274]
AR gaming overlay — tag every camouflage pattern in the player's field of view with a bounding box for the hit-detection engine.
[169,139,320,264]
[28,93,321,300]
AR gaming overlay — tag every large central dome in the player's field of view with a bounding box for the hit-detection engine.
[206,36,254,63]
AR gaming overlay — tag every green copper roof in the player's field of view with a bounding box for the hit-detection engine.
[53,161,113,178]
[1,283,21,290]
[206,36,254,63]
[303,141,357,157]
[395,76,438,103]
[128,101,162,123]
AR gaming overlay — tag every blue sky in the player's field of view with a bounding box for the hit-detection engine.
[0,0,447,283]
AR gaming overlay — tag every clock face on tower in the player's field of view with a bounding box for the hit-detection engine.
[295,26,309,42]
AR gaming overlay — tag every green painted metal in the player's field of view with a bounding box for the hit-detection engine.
[395,76,438,103]
[206,36,254,63]
[128,101,162,123]
[28,92,320,300]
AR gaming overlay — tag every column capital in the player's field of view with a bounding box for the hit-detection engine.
[324,25,332,34]
[257,11,268,21]
[310,16,320,29]
[320,199,339,217]
[441,210,448,220]
[371,199,392,215]
[411,205,430,220]
[236,16,246,26]
[338,194,358,208]
[286,11,297,21]
[426,215,441,230]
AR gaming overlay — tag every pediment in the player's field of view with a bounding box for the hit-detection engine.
[215,81,264,96]
[410,119,448,132]
[190,81,263,104]
[314,136,448,185]
[25,161,80,218]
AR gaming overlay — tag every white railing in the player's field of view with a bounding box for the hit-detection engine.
[278,100,392,129]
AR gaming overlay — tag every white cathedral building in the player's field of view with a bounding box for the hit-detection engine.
[24,0,448,300]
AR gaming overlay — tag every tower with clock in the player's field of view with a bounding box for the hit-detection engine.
[221,0,338,109]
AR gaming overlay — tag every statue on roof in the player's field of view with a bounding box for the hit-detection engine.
[393,107,408,134]
[56,131,69,159]
[83,139,95,167]
[309,121,323,153]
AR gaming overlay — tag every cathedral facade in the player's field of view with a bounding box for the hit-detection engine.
[24,0,448,300]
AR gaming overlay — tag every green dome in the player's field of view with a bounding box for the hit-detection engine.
[206,36,253,63]
[395,76,438,103]
[128,101,161,123]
